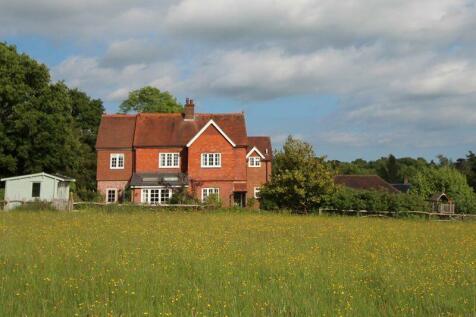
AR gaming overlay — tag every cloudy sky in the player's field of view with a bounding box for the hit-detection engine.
[2,0,475,161]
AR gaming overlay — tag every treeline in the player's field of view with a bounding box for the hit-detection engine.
[261,137,476,214]
[0,42,104,200]
[330,153,476,192]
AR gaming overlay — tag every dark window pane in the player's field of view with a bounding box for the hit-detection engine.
[32,182,41,198]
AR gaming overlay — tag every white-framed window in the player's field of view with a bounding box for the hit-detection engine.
[202,188,220,202]
[106,188,117,203]
[141,188,172,205]
[159,153,180,168]
[110,153,124,169]
[254,187,261,199]
[248,157,261,167]
[201,153,221,168]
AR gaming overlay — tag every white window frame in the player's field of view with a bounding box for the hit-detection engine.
[201,153,221,168]
[202,188,220,202]
[159,153,180,168]
[248,156,261,167]
[106,188,118,203]
[110,153,125,169]
[254,187,261,199]
[141,188,172,205]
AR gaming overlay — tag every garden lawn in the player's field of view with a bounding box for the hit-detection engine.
[0,210,475,316]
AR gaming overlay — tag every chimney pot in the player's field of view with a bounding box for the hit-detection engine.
[184,97,195,120]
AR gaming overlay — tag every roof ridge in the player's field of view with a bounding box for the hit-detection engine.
[137,112,182,116]
[196,112,244,116]
[102,114,137,118]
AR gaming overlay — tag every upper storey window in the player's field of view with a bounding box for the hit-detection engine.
[110,153,124,169]
[159,153,180,168]
[248,156,261,167]
[201,153,221,168]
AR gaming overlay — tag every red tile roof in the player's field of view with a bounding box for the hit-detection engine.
[248,136,273,160]
[96,112,251,149]
[96,115,137,149]
[334,175,399,193]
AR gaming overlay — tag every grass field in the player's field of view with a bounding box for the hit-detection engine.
[1,210,475,316]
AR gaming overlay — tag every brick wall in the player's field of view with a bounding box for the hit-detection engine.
[135,147,187,173]
[97,180,129,202]
[187,125,246,181]
[96,150,134,181]
[190,180,235,207]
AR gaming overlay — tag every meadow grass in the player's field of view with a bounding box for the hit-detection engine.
[0,209,475,316]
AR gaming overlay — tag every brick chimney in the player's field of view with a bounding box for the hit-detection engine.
[184,98,195,120]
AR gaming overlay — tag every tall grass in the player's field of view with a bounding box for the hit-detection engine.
[0,210,475,316]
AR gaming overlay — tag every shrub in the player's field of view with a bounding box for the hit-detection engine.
[169,188,199,205]
[327,187,430,212]
[203,194,222,209]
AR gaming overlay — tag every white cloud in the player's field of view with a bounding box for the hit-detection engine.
[52,55,181,102]
[3,0,476,157]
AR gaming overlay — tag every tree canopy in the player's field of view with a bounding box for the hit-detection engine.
[0,42,104,199]
[410,166,476,213]
[260,136,335,213]
[119,86,183,113]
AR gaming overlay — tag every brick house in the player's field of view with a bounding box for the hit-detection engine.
[95,99,272,207]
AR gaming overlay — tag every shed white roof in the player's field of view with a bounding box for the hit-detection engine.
[0,172,75,182]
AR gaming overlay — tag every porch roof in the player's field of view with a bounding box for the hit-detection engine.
[130,172,188,188]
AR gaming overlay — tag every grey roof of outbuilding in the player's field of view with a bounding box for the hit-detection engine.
[0,172,75,182]
[130,173,189,187]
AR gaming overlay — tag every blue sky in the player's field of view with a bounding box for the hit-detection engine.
[2,0,476,161]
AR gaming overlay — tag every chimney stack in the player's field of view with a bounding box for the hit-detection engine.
[184,98,195,120]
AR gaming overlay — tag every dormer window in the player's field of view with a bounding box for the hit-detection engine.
[248,157,261,167]
[110,153,124,169]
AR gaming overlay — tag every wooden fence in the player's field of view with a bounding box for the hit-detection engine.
[319,208,476,221]
[72,202,205,210]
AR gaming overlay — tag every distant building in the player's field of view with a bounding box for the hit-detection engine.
[392,176,412,193]
[1,172,75,210]
[334,175,400,193]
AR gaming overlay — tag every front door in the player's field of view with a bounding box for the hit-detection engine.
[233,192,246,208]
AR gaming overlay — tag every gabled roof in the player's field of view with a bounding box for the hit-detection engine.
[186,119,236,147]
[132,113,248,147]
[247,137,272,160]
[334,175,399,193]
[1,172,75,182]
[96,114,136,149]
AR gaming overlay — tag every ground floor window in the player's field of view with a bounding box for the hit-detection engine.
[107,189,117,203]
[254,187,261,199]
[141,188,172,204]
[202,188,219,202]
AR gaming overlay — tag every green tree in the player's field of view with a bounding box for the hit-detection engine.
[260,136,335,213]
[410,166,476,213]
[0,42,104,200]
[69,89,105,200]
[377,154,401,183]
[119,86,183,113]
[454,151,476,192]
